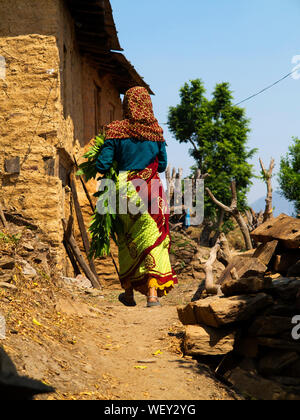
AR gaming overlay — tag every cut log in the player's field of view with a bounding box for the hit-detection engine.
[184,325,235,356]
[218,256,267,285]
[251,214,300,249]
[253,240,279,266]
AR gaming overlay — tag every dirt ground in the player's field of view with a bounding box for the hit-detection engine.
[0,270,240,401]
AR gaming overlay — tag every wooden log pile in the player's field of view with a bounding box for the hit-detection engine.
[178,213,300,400]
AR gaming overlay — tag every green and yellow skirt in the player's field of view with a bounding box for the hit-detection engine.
[115,159,178,297]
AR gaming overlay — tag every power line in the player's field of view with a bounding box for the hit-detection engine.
[161,67,299,125]
[234,68,298,106]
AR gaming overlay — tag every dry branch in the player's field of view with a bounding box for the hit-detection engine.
[206,181,253,250]
[217,233,232,267]
[259,158,275,223]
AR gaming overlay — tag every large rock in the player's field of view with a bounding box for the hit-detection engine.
[221,276,272,297]
[184,325,235,356]
[251,214,300,250]
[193,294,273,328]
[177,305,197,325]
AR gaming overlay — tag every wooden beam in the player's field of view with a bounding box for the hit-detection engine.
[73,156,95,213]
[70,172,100,284]
[63,239,81,277]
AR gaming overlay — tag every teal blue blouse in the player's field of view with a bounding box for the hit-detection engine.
[96,138,168,174]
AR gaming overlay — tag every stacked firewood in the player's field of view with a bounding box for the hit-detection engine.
[178,214,300,400]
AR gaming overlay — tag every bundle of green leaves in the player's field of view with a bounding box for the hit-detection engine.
[77,134,118,258]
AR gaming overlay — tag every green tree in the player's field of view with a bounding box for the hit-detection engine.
[278,137,300,217]
[168,79,257,233]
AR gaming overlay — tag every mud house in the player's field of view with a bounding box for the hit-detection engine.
[0,0,152,274]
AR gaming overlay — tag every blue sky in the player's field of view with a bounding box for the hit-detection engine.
[110,0,300,203]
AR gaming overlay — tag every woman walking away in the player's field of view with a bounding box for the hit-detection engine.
[96,86,178,308]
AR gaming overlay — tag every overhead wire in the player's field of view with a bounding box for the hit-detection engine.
[160,67,299,125]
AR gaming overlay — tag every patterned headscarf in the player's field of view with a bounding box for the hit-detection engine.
[105,87,165,142]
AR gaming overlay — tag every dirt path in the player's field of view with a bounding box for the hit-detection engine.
[84,300,235,400]
[1,277,238,400]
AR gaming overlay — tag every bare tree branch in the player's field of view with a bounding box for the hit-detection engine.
[206,181,253,250]
[259,157,275,223]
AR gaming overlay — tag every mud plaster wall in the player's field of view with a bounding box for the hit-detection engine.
[0,0,124,275]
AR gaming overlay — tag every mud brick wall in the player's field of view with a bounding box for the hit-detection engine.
[0,0,124,274]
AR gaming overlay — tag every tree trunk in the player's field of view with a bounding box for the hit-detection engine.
[200,220,214,246]
[211,209,225,245]
[206,181,253,251]
[259,158,275,223]
[233,211,253,251]
[203,239,222,295]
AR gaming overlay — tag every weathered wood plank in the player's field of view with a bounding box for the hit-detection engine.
[217,255,267,285]
[253,240,279,266]
[70,173,100,283]
[251,214,300,249]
